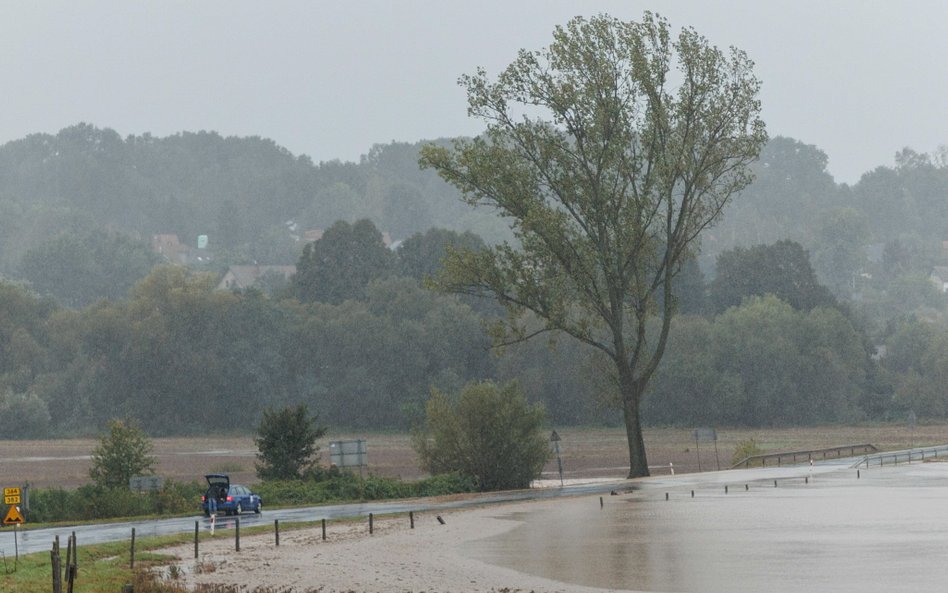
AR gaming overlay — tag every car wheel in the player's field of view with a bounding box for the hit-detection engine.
[235,502,242,515]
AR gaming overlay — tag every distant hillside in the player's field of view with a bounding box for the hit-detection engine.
[0,124,508,277]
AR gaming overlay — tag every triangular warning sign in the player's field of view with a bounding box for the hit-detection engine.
[3,505,24,525]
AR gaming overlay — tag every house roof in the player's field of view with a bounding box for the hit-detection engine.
[930,266,948,282]
[218,265,296,290]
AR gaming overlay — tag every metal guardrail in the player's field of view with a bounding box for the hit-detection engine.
[852,443,948,468]
[732,443,879,468]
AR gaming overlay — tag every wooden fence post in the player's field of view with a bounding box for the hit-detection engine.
[129,528,136,569]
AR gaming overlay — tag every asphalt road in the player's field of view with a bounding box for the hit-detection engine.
[0,446,923,559]
[0,479,639,558]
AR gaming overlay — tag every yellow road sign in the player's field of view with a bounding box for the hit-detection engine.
[2,487,19,497]
[4,495,20,505]
[2,505,24,525]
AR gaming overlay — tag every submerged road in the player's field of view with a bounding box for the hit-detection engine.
[0,447,924,559]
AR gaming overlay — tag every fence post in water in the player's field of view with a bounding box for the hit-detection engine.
[745,484,749,491]
[322,518,327,541]
[130,528,136,569]
[665,492,669,501]
[725,485,728,494]
[194,521,199,559]
[857,470,861,479]
[600,496,603,508]
[235,518,240,551]
[691,490,694,498]
[275,519,280,546]
[410,511,414,529]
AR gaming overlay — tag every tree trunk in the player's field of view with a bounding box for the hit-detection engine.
[620,369,650,478]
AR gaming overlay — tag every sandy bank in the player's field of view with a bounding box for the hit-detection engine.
[162,496,638,593]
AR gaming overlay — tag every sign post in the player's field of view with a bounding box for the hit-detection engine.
[3,486,25,566]
[550,431,564,487]
[330,439,368,498]
[692,428,720,472]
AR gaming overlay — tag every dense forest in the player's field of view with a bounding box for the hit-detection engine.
[1,124,948,437]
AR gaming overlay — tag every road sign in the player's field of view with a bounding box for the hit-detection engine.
[2,505,24,525]
[3,487,20,505]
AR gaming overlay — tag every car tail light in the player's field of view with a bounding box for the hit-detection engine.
[201,495,206,502]
[227,496,233,502]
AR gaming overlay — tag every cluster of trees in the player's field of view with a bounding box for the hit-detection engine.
[0,124,509,280]
[0,220,614,437]
[2,203,948,441]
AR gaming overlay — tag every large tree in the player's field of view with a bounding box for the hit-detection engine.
[708,240,836,315]
[420,13,766,477]
[291,219,394,304]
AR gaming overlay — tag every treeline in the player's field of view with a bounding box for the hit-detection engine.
[3,125,948,435]
[0,224,609,436]
[0,124,507,277]
[1,217,947,438]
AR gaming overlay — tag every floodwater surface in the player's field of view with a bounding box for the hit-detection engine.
[467,463,948,592]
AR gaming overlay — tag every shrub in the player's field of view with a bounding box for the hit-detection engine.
[89,418,156,488]
[732,438,765,466]
[255,404,326,480]
[412,381,549,491]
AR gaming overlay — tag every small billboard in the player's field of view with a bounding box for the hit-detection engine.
[329,440,367,468]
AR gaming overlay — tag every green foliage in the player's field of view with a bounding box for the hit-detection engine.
[254,470,476,506]
[88,418,157,488]
[28,480,202,523]
[732,438,765,466]
[420,13,766,477]
[709,240,837,314]
[18,230,158,308]
[644,296,869,426]
[413,381,549,491]
[255,404,327,480]
[291,219,395,304]
[0,390,50,438]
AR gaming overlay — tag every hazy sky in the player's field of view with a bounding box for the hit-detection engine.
[1,1,945,184]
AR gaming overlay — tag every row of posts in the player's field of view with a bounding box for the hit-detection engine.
[597,470,871,508]
[121,510,422,566]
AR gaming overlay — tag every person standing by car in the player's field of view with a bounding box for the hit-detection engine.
[207,488,218,535]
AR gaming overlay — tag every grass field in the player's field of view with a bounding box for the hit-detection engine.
[0,423,941,490]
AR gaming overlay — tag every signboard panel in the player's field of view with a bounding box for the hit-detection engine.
[330,440,367,468]
[3,487,21,506]
[693,427,717,442]
[2,505,24,525]
[129,476,164,492]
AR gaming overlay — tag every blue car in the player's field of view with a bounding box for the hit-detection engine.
[202,474,262,516]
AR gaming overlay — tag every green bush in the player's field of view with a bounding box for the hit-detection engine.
[254,470,476,507]
[413,381,550,491]
[732,438,765,466]
[28,481,202,523]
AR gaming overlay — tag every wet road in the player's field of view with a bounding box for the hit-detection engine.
[0,479,637,557]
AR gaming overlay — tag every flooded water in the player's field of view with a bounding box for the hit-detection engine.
[467,463,948,592]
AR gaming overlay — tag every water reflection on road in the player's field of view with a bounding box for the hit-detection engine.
[467,463,948,593]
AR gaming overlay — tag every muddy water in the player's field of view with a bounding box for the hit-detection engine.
[467,464,948,592]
